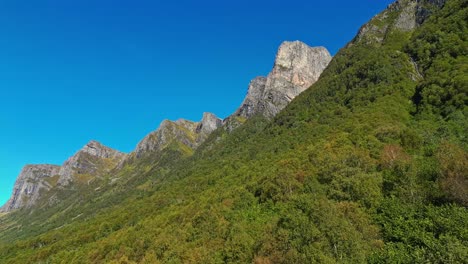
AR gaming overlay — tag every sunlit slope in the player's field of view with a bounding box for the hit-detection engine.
[0,0,466,263]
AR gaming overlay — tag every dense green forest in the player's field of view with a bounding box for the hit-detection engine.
[0,0,466,263]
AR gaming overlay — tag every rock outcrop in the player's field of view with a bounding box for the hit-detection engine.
[1,141,126,212]
[196,112,224,138]
[230,41,332,121]
[134,112,222,158]
[57,140,127,186]
[0,165,60,212]
[354,0,446,44]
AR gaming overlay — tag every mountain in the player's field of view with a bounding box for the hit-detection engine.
[134,112,223,158]
[58,140,127,186]
[233,41,331,119]
[1,41,330,215]
[353,0,447,45]
[225,41,331,130]
[0,165,60,212]
[0,141,126,212]
[0,0,466,263]
[134,41,331,156]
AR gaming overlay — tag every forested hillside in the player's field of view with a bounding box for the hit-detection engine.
[0,0,466,263]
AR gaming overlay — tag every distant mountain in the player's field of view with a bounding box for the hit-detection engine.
[1,141,126,212]
[134,112,223,158]
[0,165,60,212]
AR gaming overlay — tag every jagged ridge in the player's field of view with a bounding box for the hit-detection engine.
[2,41,332,212]
[1,141,126,212]
[234,41,331,119]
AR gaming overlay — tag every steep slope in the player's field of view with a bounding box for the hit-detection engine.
[134,112,223,158]
[135,41,331,157]
[225,41,331,130]
[354,0,447,44]
[0,40,328,217]
[58,140,127,186]
[0,0,466,263]
[0,141,126,213]
[0,165,60,212]
[0,40,328,213]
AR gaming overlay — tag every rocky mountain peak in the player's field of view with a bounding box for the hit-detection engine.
[57,141,126,186]
[0,164,61,212]
[98,41,330,159]
[174,119,198,131]
[272,41,331,90]
[134,113,222,158]
[134,119,190,158]
[1,141,127,212]
[80,140,126,160]
[354,0,446,44]
[197,112,223,135]
[230,40,332,120]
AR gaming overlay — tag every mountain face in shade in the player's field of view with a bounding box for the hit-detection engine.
[231,41,332,120]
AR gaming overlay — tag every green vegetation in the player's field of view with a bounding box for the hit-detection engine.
[0,0,466,263]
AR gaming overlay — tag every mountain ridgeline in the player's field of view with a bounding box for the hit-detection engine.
[1,40,331,213]
[0,0,466,263]
[0,141,126,212]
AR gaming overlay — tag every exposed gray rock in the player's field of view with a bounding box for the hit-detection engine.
[134,119,196,158]
[229,41,332,121]
[134,112,222,158]
[196,112,224,137]
[0,165,60,212]
[57,140,127,186]
[1,141,126,212]
[235,77,268,118]
[355,22,388,44]
[353,0,446,45]
[81,140,125,160]
[395,1,417,31]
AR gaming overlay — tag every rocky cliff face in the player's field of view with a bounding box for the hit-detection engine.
[196,112,223,138]
[57,140,127,186]
[230,41,332,121]
[134,112,222,158]
[1,141,126,212]
[0,165,60,212]
[354,0,446,44]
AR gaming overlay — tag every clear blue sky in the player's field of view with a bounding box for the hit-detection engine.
[0,0,394,206]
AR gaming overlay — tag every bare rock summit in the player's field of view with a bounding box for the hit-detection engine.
[134,112,222,158]
[57,140,127,186]
[231,41,332,120]
[0,165,60,212]
[354,0,446,45]
[1,140,127,212]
